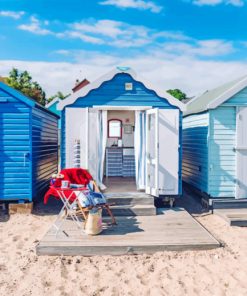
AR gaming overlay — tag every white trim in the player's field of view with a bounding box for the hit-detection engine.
[57,67,185,111]
[93,105,151,111]
[85,108,89,169]
[45,97,60,109]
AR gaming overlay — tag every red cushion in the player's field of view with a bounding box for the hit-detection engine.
[44,168,93,204]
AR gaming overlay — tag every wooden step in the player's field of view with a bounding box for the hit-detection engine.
[212,199,247,209]
[103,204,156,216]
[214,208,247,227]
[106,196,154,205]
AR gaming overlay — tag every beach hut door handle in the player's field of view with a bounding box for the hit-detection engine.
[23,152,30,167]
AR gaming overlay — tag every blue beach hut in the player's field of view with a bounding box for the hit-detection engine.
[183,76,247,203]
[0,82,59,202]
[57,67,185,201]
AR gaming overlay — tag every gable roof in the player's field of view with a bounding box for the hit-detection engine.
[0,82,59,118]
[57,67,185,111]
[185,75,247,116]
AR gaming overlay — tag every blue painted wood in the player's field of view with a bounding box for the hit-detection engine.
[208,107,236,198]
[70,74,177,109]
[0,84,59,202]
[0,97,32,201]
[31,108,58,200]
[182,112,209,193]
[223,87,247,106]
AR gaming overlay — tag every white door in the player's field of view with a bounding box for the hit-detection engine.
[236,107,247,199]
[146,109,159,196]
[88,109,99,181]
[65,107,88,168]
[158,109,179,195]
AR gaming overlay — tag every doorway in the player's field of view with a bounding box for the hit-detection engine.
[104,110,137,192]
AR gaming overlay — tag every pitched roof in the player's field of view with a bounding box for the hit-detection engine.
[58,67,186,111]
[0,82,59,118]
[185,75,247,116]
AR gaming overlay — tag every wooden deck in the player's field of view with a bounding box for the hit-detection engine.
[37,208,220,256]
[214,208,247,226]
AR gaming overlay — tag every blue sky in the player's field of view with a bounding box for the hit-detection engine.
[0,0,247,96]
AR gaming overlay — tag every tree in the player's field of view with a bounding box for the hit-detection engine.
[167,89,187,101]
[6,68,46,106]
[47,91,70,104]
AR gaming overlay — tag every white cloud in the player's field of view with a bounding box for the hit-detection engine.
[1,50,247,98]
[0,10,25,19]
[193,0,245,6]
[18,16,52,35]
[99,0,163,13]
[60,19,191,48]
[162,39,234,57]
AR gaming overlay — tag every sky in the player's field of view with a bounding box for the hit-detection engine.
[0,0,247,97]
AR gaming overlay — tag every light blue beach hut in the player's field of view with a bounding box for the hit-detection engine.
[183,76,247,203]
[0,82,59,202]
[57,67,185,201]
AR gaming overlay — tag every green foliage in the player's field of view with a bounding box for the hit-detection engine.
[47,91,70,104]
[167,89,187,101]
[6,68,46,106]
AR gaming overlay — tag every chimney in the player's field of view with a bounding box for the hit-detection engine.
[72,78,90,93]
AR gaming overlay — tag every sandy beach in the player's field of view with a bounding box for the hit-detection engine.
[1,196,247,296]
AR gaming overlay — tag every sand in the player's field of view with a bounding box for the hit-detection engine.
[1,202,247,296]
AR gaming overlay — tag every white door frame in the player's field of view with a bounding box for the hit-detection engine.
[145,108,159,196]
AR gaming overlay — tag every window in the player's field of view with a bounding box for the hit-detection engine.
[108,119,122,138]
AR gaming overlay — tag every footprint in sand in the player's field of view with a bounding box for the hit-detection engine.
[12,235,21,242]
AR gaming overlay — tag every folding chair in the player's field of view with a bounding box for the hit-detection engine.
[51,188,89,236]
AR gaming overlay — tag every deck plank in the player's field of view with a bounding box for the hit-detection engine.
[37,208,220,256]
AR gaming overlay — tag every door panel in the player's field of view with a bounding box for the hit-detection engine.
[158,109,179,195]
[88,109,98,180]
[236,107,247,199]
[65,107,88,168]
[146,109,158,196]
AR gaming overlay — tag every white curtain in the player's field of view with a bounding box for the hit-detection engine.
[134,111,146,190]
[97,110,107,189]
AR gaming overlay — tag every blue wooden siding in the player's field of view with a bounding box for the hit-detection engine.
[182,112,209,193]
[0,89,32,201]
[208,107,236,198]
[69,73,177,108]
[47,101,61,128]
[32,108,58,200]
[223,87,247,106]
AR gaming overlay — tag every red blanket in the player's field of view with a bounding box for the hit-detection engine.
[44,168,93,204]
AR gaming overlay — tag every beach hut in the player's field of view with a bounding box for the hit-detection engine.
[0,82,59,202]
[183,76,247,203]
[57,67,185,201]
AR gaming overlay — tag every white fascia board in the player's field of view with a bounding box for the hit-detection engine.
[208,77,247,109]
[93,105,151,111]
[57,67,186,111]
[45,97,60,108]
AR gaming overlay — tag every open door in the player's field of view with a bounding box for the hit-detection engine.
[145,108,180,197]
[146,109,159,196]
[236,107,247,199]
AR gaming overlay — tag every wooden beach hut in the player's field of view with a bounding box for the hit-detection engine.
[183,76,247,204]
[0,82,59,202]
[57,67,185,203]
